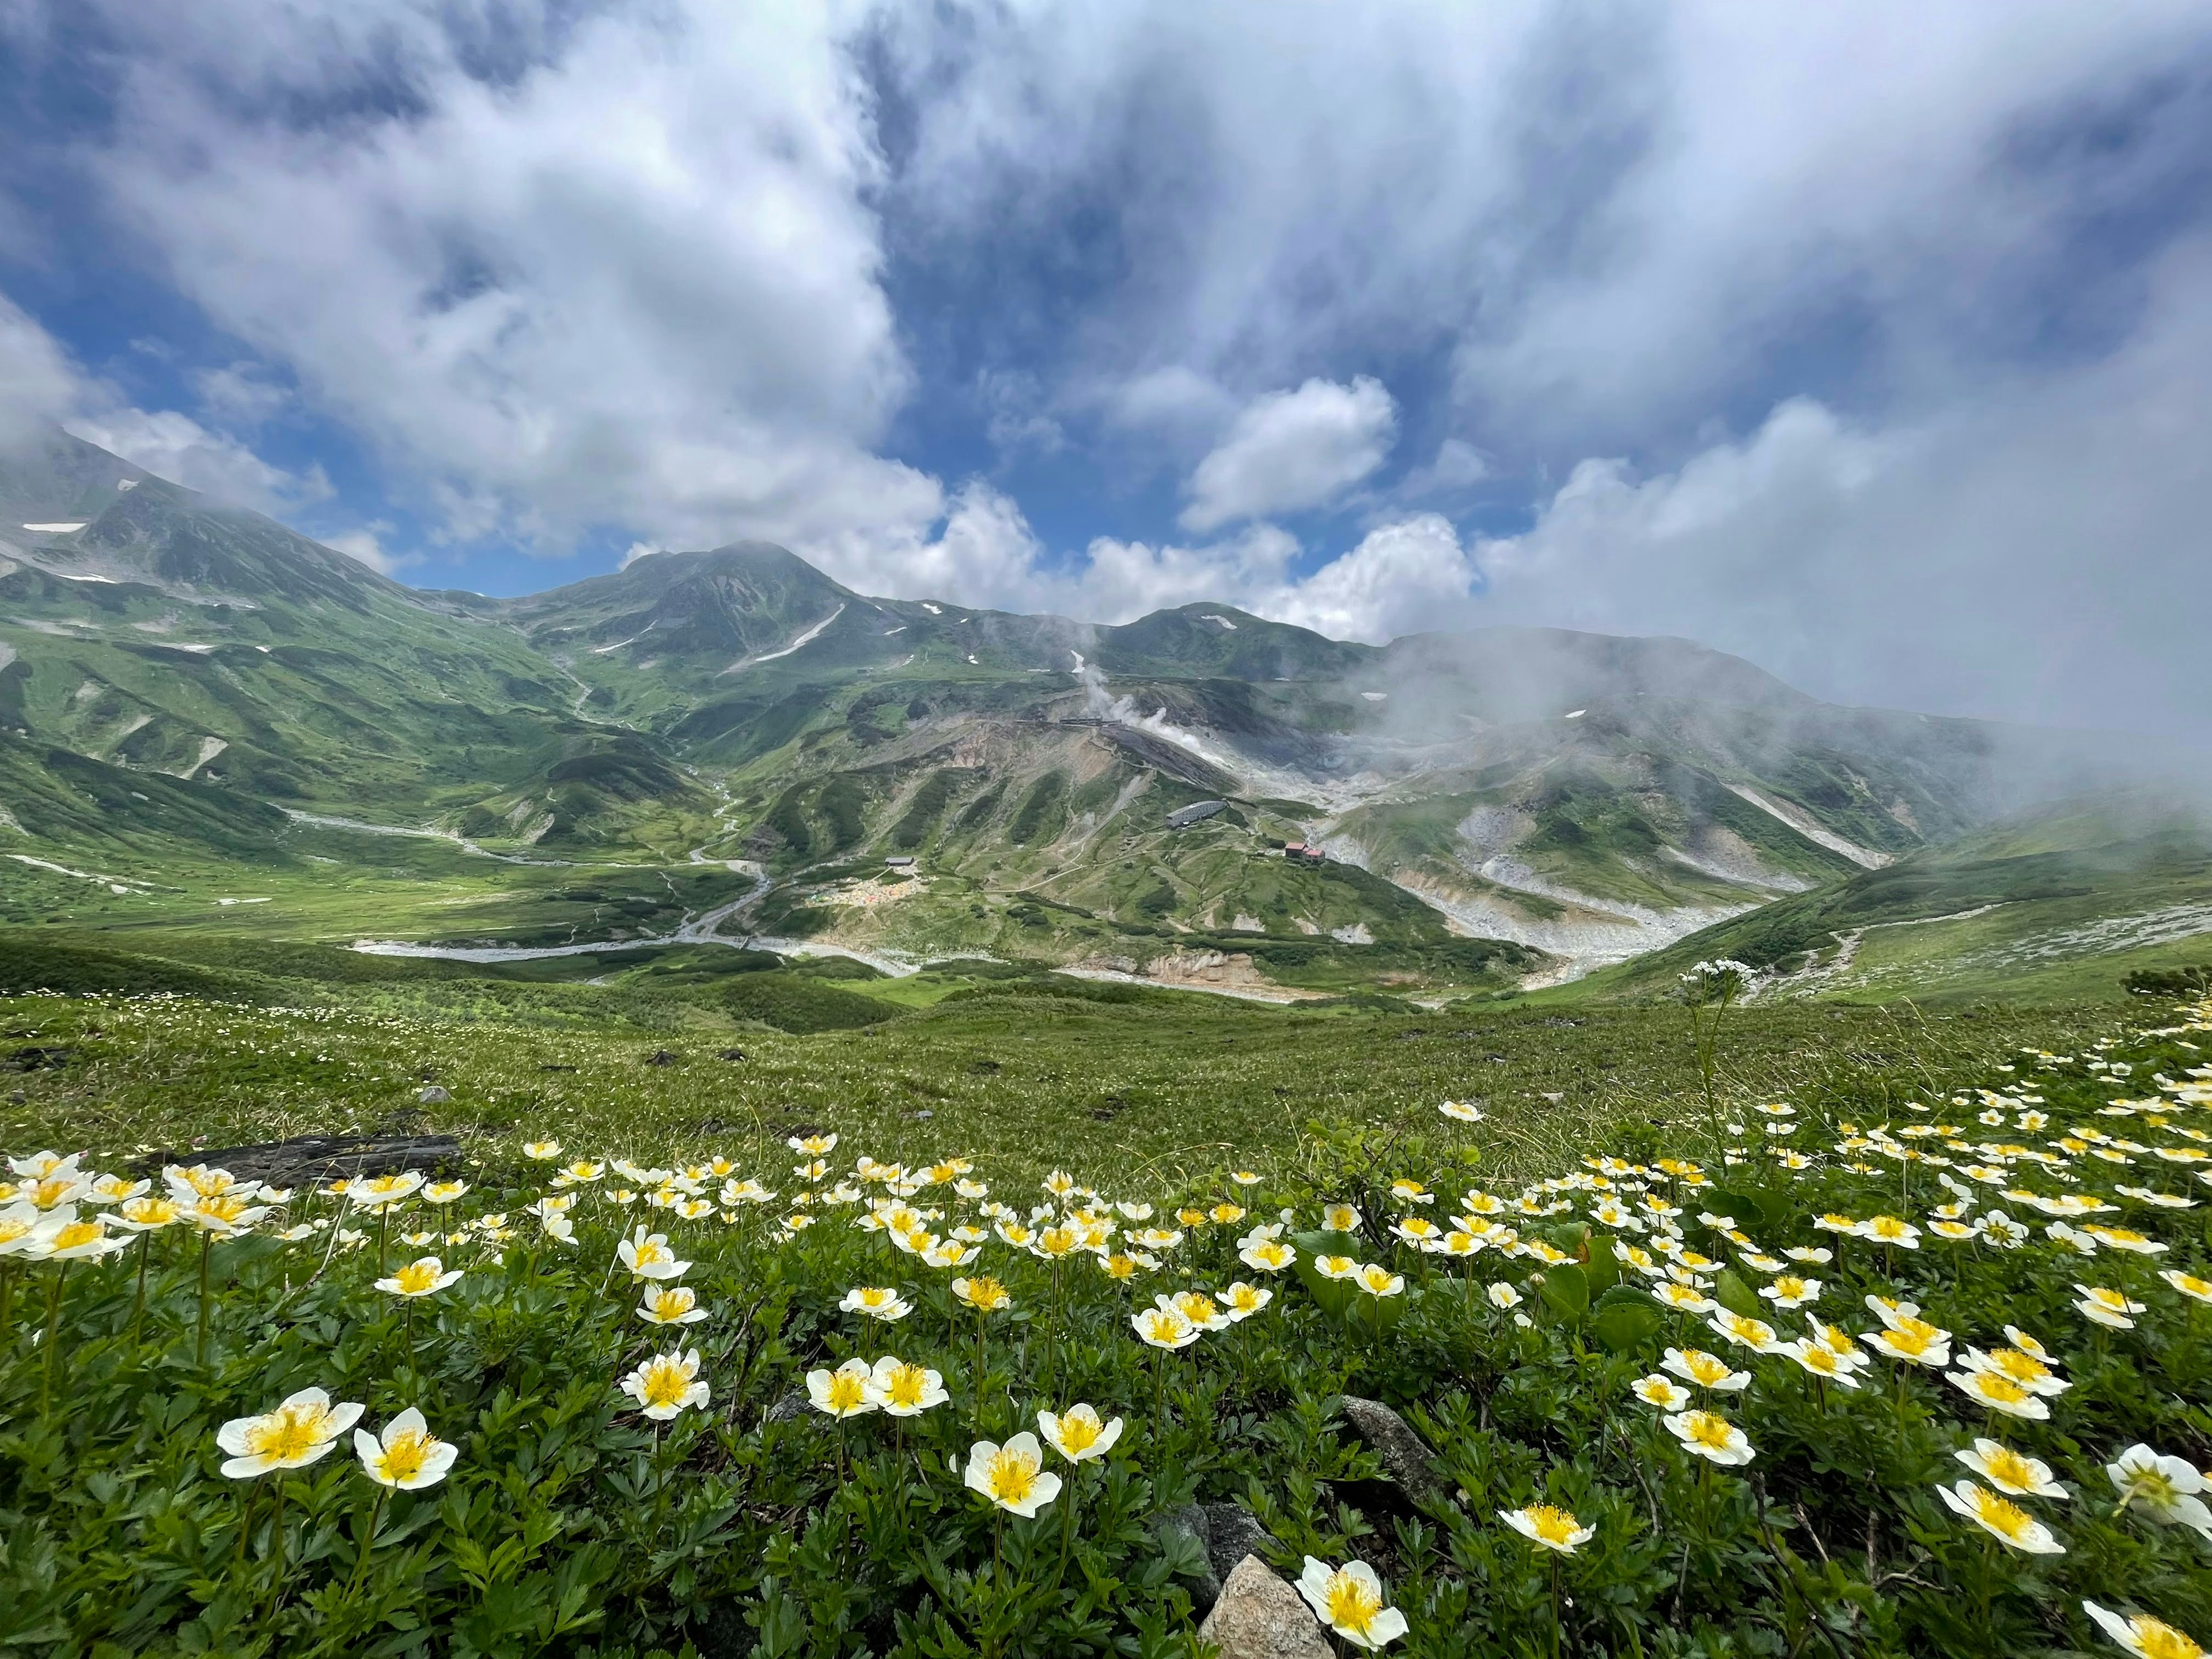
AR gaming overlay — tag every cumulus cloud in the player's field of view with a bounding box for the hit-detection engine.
[321,522,420,576]
[66,408,329,516]
[0,293,82,447]
[0,286,324,515]
[1470,240,2212,736]
[1180,376,1397,531]
[81,0,931,556]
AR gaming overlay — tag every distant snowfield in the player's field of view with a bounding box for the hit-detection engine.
[21,522,86,533]
[724,604,844,673]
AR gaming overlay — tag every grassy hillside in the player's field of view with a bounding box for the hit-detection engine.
[1563,794,2212,1004]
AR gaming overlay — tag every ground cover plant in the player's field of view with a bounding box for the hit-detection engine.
[0,983,2208,1657]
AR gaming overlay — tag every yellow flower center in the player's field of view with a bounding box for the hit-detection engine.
[639,1361,691,1409]
[650,1289,691,1317]
[1801,1348,1840,1376]
[1969,1488,2033,1540]
[2133,1618,2205,1659]
[247,1411,323,1463]
[882,1365,930,1408]
[986,1445,1039,1503]
[2085,1287,2126,1310]
[1982,1447,2037,1490]
[1884,1330,1935,1356]
[1526,1505,1581,1546]
[393,1262,441,1293]
[52,1221,101,1251]
[824,1371,868,1412]
[1972,1373,2030,1404]
[1038,1228,1077,1257]
[377,1429,435,1482]
[1324,1571,1384,1633]
[1685,1412,1734,1450]
[1056,1412,1102,1454]
[1774,1277,1808,1299]
[1142,1312,1184,1341]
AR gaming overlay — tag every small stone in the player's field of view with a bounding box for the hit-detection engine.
[764,1392,812,1426]
[1152,1503,1222,1613]
[1198,1556,1331,1659]
[645,1050,679,1067]
[416,1085,451,1104]
[1338,1395,1447,1505]
[1201,1502,1269,1586]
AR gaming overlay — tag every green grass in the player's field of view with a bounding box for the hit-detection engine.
[0,976,2205,1657]
[0,976,2120,1187]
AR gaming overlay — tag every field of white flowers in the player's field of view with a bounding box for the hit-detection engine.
[2,992,2209,1657]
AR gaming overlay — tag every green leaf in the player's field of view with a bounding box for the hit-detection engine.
[1713,1268,1763,1321]
[1593,1299,1664,1355]
[1289,1230,1359,1322]
[1536,1262,1588,1321]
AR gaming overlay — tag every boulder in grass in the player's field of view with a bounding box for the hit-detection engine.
[1202,1501,1270,1585]
[1150,1503,1222,1613]
[1198,1555,1332,1659]
[1338,1395,1449,1507]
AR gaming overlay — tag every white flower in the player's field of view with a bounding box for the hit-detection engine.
[2108,1445,2212,1536]
[870,1356,949,1416]
[964,1433,1060,1516]
[1665,1410,1755,1465]
[807,1358,877,1419]
[1956,1439,2066,1499]
[353,1408,459,1489]
[2082,1600,2206,1659]
[215,1388,363,1478]
[621,1349,709,1420]
[1937,1480,2064,1554]
[1037,1403,1123,1463]
[1296,1558,1408,1650]
[840,1286,913,1322]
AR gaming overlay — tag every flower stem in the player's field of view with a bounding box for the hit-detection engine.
[345,1486,388,1599]
[38,1261,69,1411]
[195,1232,213,1368]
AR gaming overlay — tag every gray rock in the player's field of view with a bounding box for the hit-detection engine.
[764,1391,812,1426]
[1201,1502,1270,1586]
[1338,1395,1448,1505]
[416,1085,451,1104]
[1197,1556,1331,1659]
[1152,1503,1223,1613]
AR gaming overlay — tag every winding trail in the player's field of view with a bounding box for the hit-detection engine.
[351,860,931,978]
[281,808,574,867]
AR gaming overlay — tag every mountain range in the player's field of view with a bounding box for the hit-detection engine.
[0,423,2200,1007]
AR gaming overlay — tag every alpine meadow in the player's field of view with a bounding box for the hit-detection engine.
[5,7,2212,1658]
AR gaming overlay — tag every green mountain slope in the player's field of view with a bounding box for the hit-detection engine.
[0,426,2193,1004]
[1561,793,2212,1004]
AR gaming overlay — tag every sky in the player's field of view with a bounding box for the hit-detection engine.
[3,2,2210,738]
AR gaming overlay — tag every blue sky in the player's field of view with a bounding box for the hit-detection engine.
[4,3,2212,736]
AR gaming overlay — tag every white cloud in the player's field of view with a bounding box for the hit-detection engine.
[1469,240,2212,734]
[0,293,82,446]
[322,522,419,576]
[84,0,930,557]
[0,286,324,516]
[1269,515,1476,641]
[65,407,329,516]
[1180,376,1397,531]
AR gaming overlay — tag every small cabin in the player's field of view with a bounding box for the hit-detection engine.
[883,855,916,868]
[1283,842,1327,865]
